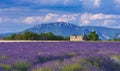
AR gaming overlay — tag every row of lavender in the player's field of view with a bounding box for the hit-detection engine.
[0,42,120,71]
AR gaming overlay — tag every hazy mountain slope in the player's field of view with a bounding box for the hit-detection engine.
[23,22,120,40]
[1,22,120,40]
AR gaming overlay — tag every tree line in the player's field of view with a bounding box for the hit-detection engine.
[4,31,69,40]
[108,38,120,41]
[4,31,100,41]
[83,31,100,41]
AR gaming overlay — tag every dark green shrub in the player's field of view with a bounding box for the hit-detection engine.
[33,67,52,71]
[0,55,9,60]
[38,56,52,63]
[0,64,12,71]
[13,61,30,71]
[62,63,83,71]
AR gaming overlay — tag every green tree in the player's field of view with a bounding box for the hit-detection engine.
[22,31,38,40]
[14,34,23,40]
[5,32,68,40]
[87,31,99,41]
[38,33,47,40]
[22,32,29,40]
[83,32,88,40]
[5,33,17,40]
[45,32,54,40]
[10,33,17,40]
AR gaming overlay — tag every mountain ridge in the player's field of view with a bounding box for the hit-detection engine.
[1,22,120,40]
[23,22,120,40]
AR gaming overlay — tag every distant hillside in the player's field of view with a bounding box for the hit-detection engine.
[0,33,13,38]
[23,22,90,36]
[22,22,120,40]
[82,26,120,40]
[1,22,120,40]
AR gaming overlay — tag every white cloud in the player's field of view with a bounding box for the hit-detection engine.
[90,13,120,20]
[115,0,120,8]
[104,20,116,25]
[23,13,80,24]
[24,13,58,24]
[1,13,120,28]
[0,13,88,25]
[64,0,69,5]
[80,13,120,21]
[24,17,35,24]
[3,17,23,24]
[90,14,103,20]
[94,0,101,7]
[80,13,120,26]
[44,13,58,22]
[24,13,79,24]
[80,13,91,24]
[82,20,91,25]
[115,0,120,4]
[83,0,101,8]
[57,14,79,23]
[24,16,43,24]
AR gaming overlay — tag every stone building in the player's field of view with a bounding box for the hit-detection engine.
[70,35,84,41]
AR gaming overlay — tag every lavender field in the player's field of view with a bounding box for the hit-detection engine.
[0,42,120,71]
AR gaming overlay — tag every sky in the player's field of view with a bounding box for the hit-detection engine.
[0,0,120,33]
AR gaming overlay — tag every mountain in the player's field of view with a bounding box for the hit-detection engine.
[22,22,120,40]
[82,26,120,40]
[1,22,120,40]
[0,33,14,38]
[23,22,90,36]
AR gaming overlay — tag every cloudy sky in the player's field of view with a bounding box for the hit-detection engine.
[0,0,120,33]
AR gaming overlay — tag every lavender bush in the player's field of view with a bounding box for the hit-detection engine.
[0,42,120,71]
